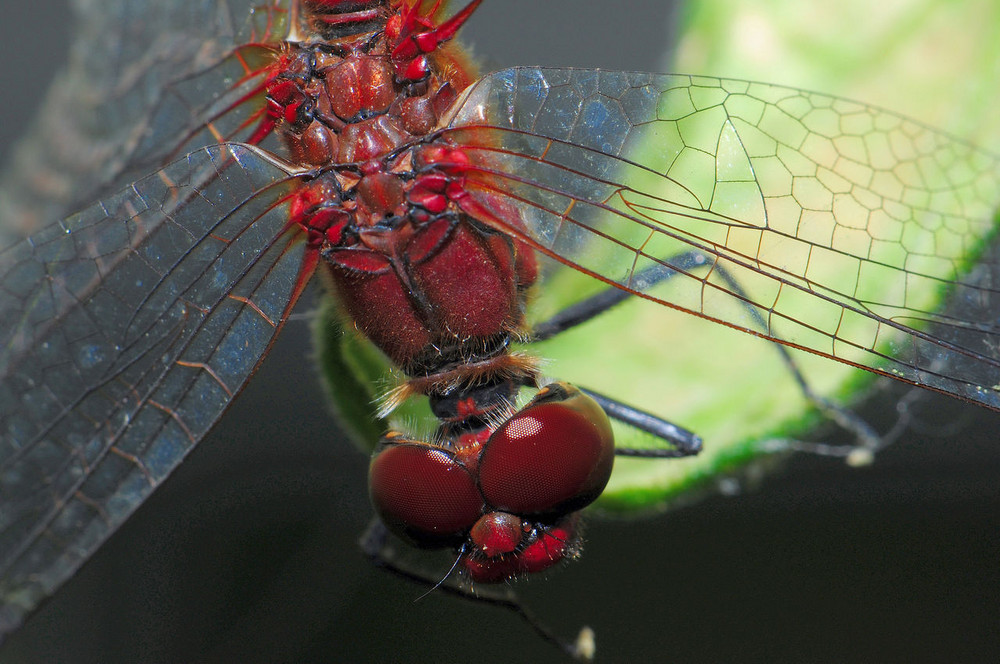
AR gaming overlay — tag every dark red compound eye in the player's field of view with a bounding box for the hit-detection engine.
[369,438,482,547]
[478,383,615,517]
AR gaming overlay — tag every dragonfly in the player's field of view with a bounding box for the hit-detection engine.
[3,0,1000,660]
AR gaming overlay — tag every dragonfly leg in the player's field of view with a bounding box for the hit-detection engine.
[693,254,890,462]
[531,252,711,342]
[530,251,890,462]
[530,253,717,456]
[358,518,597,661]
[581,386,701,457]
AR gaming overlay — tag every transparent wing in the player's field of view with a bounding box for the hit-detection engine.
[0,0,289,240]
[0,143,305,638]
[445,67,1000,409]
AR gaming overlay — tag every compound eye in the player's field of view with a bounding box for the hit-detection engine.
[478,383,615,517]
[369,438,483,546]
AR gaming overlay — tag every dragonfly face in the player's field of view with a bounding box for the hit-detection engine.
[1,1,1000,664]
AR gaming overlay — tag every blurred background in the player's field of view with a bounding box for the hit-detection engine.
[2,1,999,662]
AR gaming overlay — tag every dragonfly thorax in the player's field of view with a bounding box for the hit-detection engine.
[269,3,538,388]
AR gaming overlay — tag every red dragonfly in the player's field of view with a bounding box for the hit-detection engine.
[2,0,1000,659]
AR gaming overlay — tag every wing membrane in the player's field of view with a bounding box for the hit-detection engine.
[446,67,1000,408]
[0,143,303,637]
[0,0,289,240]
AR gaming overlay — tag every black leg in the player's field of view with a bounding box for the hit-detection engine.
[581,387,701,457]
[696,253,891,462]
[359,519,596,661]
[532,253,709,341]
[531,251,895,461]
[531,254,710,456]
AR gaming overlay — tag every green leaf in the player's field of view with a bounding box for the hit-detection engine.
[313,0,1000,513]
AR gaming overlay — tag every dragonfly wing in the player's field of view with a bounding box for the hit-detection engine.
[0,0,287,241]
[0,143,304,638]
[445,67,1000,409]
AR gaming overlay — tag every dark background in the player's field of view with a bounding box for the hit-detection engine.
[2,1,999,662]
